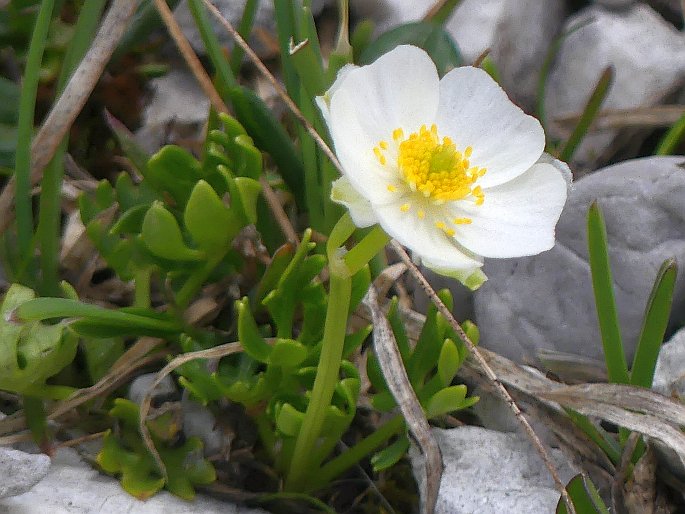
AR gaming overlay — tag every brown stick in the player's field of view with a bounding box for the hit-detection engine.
[0,0,139,236]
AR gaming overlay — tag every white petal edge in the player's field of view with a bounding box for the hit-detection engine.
[435,66,545,188]
[422,261,488,291]
[330,176,378,228]
[537,152,573,192]
[373,200,483,271]
[448,162,568,258]
[315,63,357,127]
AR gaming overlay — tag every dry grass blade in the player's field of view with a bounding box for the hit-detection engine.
[390,241,576,514]
[259,175,299,245]
[553,105,685,131]
[538,384,685,462]
[0,0,138,236]
[363,285,442,514]
[138,341,243,482]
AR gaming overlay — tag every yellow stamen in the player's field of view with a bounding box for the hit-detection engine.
[387,184,396,192]
[400,203,410,212]
[417,210,425,219]
[453,217,472,225]
[384,124,487,204]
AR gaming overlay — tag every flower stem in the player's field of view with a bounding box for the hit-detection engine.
[344,226,390,275]
[307,414,405,491]
[285,269,351,491]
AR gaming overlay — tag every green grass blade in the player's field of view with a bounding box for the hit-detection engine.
[558,66,613,162]
[187,0,237,91]
[630,258,677,388]
[656,112,685,155]
[37,0,105,296]
[587,202,629,384]
[230,0,260,76]
[15,0,56,276]
[536,18,593,133]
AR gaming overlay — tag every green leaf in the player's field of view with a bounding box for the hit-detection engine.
[276,402,305,437]
[437,338,460,387]
[556,474,610,514]
[269,339,307,368]
[110,204,149,235]
[0,284,78,394]
[184,180,239,253]
[145,146,203,209]
[425,385,477,418]
[371,434,410,472]
[236,297,272,363]
[228,86,306,208]
[587,202,629,384]
[141,201,204,261]
[631,259,677,388]
[233,176,261,224]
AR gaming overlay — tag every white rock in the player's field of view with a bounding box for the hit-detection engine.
[0,447,51,499]
[474,156,685,365]
[488,0,566,109]
[410,427,576,514]
[544,4,685,167]
[0,447,267,514]
[136,69,210,153]
[182,394,227,457]
[653,327,685,399]
[128,373,178,406]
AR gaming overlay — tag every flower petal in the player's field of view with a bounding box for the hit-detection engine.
[326,46,440,202]
[330,177,378,228]
[374,201,483,271]
[537,152,574,191]
[315,63,357,127]
[435,66,545,188]
[448,162,567,258]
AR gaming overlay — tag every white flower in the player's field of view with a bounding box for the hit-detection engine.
[317,45,569,289]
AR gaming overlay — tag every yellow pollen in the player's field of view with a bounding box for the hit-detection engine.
[453,217,472,225]
[417,210,425,219]
[387,184,396,192]
[400,203,410,212]
[385,124,487,204]
[445,228,456,236]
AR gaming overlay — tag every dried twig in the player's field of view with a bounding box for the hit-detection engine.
[0,0,138,236]
[259,175,299,245]
[152,0,229,114]
[390,241,575,514]
[138,341,243,482]
[364,285,442,514]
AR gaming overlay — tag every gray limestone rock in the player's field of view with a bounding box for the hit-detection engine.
[0,447,51,499]
[654,326,685,399]
[544,4,685,167]
[410,427,576,514]
[474,156,685,365]
[0,447,268,513]
[128,373,178,406]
